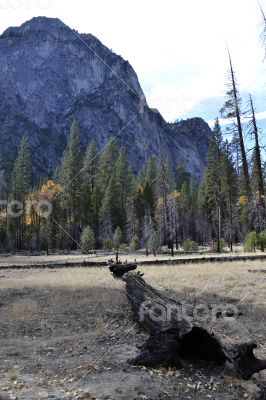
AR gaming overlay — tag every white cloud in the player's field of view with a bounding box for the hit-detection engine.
[208,111,266,128]
[0,0,265,122]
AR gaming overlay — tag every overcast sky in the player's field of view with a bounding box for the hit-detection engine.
[0,0,265,125]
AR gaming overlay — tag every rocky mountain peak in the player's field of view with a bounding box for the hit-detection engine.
[2,16,67,37]
[0,17,211,179]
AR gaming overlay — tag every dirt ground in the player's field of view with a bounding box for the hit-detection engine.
[0,260,265,399]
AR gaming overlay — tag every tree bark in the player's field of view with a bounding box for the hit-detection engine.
[249,94,265,228]
[121,271,266,380]
[229,54,251,195]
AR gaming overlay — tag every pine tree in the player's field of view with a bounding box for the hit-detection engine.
[113,226,122,261]
[197,175,210,246]
[80,226,95,253]
[58,120,83,246]
[202,120,223,251]
[10,135,31,250]
[0,155,8,251]
[156,160,175,252]
[97,140,119,190]
[220,144,238,250]
[100,147,132,237]
[100,171,117,238]
[40,180,62,253]
[140,156,158,218]
[179,181,190,241]
[114,148,133,231]
[176,159,191,189]
[81,140,99,232]
[189,177,198,241]
[12,136,31,201]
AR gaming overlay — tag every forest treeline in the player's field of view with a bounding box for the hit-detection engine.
[0,34,266,254]
[0,112,265,255]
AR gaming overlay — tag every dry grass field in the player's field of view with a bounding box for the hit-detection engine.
[0,260,265,399]
[0,246,263,267]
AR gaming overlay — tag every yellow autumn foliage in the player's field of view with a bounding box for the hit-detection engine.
[237,195,248,207]
[40,180,62,200]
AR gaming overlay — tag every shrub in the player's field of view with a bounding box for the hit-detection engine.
[40,236,48,252]
[244,231,257,252]
[113,227,123,260]
[257,230,266,252]
[212,238,226,252]
[80,226,95,253]
[148,231,161,256]
[113,227,122,249]
[183,239,198,252]
[119,243,128,251]
[103,239,112,252]
[130,235,141,251]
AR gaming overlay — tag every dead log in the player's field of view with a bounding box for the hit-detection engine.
[122,272,266,380]
[248,269,266,274]
[108,259,137,277]
[255,382,266,400]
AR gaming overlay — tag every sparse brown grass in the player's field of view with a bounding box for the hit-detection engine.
[9,299,40,321]
[0,246,265,268]
[0,260,265,308]
[0,260,265,399]
[143,261,266,308]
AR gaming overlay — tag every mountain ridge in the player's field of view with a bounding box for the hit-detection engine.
[0,17,211,179]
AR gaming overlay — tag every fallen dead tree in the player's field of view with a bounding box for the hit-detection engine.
[108,259,137,277]
[108,261,266,380]
[248,269,266,274]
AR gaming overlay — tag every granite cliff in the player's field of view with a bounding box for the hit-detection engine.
[0,17,211,179]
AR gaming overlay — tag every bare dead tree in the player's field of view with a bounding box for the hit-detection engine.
[259,2,266,58]
[220,51,252,226]
[248,94,265,229]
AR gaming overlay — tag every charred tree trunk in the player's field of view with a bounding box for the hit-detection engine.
[249,94,265,227]
[229,54,251,204]
[120,271,266,380]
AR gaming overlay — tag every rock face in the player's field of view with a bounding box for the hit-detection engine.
[0,17,211,179]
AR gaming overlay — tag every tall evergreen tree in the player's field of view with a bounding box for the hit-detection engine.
[197,175,210,246]
[220,144,238,250]
[97,140,119,190]
[81,140,100,231]
[100,147,132,238]
[58,120,83,246]
[114,147,133,232]
[202,119,223,251]
[0,155,8,251]
[12,136,31,201]
[140,156,158,218]
[156,160,175,251]
[10,135,31,250]
[176,159,191,190]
